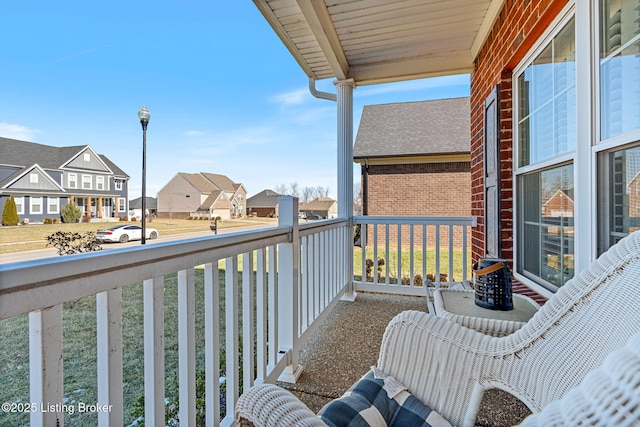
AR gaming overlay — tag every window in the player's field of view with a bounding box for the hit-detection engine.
[115,180,122,190]
[30,196,43,215]
[118,199,125,212]
[82,175,92,190]
[30,173,38,184]
[68,173,77,189]
[97,176,105,190]
[599,145,640,252]
[597,1,640,253]
[515,14,576,290]
[600,0,640,140]
[84,153,91,162]
[14,196,24,215]
[48,197,59,214]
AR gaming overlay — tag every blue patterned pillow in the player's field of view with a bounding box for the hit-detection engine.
[318,370,451,427]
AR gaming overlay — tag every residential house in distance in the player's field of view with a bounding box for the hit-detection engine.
[299,197,338,219]
[157,172,247,220]
[354,98,471,246]
[246,189,281,217]
[128,196,158,220]
[0,137,129,223]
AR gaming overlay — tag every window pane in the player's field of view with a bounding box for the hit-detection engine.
[600,0,640,140]
[519,164,575,289]
[601,145,640,252]
[518,18,576,167]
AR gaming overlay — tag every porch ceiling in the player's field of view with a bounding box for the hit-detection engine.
[253,0,505,86]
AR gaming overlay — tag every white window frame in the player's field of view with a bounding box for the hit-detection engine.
[513,5,577,292]
[96,176,105,191]
[14,196,24,215]
[48,197,60,214]
[84,152,91,162]
[594,0,640,255]
[118,198,126,212]
[68,173,77,189]
[30,196,43,215]
[30,173,38,184]
[82,175,92,190]
[115,179,122,190]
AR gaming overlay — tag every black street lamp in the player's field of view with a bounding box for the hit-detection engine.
[138,106,150,244]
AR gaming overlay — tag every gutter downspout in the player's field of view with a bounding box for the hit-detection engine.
[308,77,336,102]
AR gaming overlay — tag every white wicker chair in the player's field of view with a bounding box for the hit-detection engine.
[236,231,640,426]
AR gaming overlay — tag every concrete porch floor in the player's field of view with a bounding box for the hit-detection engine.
[276,292,532,426]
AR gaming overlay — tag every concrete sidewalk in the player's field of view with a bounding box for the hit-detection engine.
[277,292,531,426]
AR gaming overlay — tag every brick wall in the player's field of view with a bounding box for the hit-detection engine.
[470,0,568,269]
[365,161,471,248]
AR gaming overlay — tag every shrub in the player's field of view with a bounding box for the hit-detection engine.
[1,195,19,226]
[119,216,127,221]
[46,231,102,256]
[53,218,60,224]
[61,201,82,223]
[44,218,53,224]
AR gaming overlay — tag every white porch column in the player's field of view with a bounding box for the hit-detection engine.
[276,196,303,383]
[335,79,357,301]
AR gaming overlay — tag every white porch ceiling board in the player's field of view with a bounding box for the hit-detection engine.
[253,0,506,85]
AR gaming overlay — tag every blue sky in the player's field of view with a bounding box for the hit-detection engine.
[1,1,470,199]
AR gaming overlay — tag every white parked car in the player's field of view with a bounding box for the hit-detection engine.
[96,224,158,243]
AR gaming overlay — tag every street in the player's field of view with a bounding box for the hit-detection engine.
[1,223,270,264]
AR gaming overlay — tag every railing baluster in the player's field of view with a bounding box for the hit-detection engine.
[255,250,267,383]
[29,305,63,427]
[410,224,415,287]
[96,288,123,427]
[422,224,427,285]
[204,262,220,427]
[397,223,402,286]
[373,225,379,284]
[225,256,239,417]
[449,225,454,282]
[267,246,278,370]
[178,268,196,426]
[243,252,255,391]
[385,224,390,285]
[144,277,165,427]
[462,226,468,282]
[435,224,441,283]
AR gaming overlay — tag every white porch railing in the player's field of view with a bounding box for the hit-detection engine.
[0,197,349,427]
[0,202,476,426]
[354,216,477,296]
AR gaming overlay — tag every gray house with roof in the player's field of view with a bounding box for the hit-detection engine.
[0,137,129,223]
[354,97,471,245]
[246,189,281,217]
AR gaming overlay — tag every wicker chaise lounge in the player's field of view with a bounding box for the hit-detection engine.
[236,231,640,426]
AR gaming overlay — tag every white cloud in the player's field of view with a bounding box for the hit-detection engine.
[271,88,310,106]
[0,123,42,141]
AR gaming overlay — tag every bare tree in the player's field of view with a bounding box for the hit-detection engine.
[302,187,314,203]
[353,182,362,215]
[274,184,288,195]
[289,182,300,198]
[313,186,330,199]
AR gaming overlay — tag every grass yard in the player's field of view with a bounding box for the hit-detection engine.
[0,217,278,254]
[353,246,473,284]
[0,268,244,427]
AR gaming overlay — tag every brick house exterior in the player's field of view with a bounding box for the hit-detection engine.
[354,98,471,247]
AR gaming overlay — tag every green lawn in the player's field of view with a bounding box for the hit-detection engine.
[0,269,237,427]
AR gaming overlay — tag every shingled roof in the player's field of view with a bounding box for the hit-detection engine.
[353,97,470,159]
[247,189,281,208]
[0,137,129,177]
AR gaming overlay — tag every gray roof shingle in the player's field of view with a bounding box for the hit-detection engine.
[353,97,470,159]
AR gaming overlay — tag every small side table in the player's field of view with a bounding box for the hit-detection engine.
[433,289,540,337]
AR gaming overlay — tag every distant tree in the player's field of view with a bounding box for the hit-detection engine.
[61,201,82,223]
[354,182,362,215]
[2,195,19,226]
[274,184,288,195]
[289,182,300,198]
[313,186,330,199]
[302,187,314,203]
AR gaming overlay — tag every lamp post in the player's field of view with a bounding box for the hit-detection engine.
[138,105,150,244]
